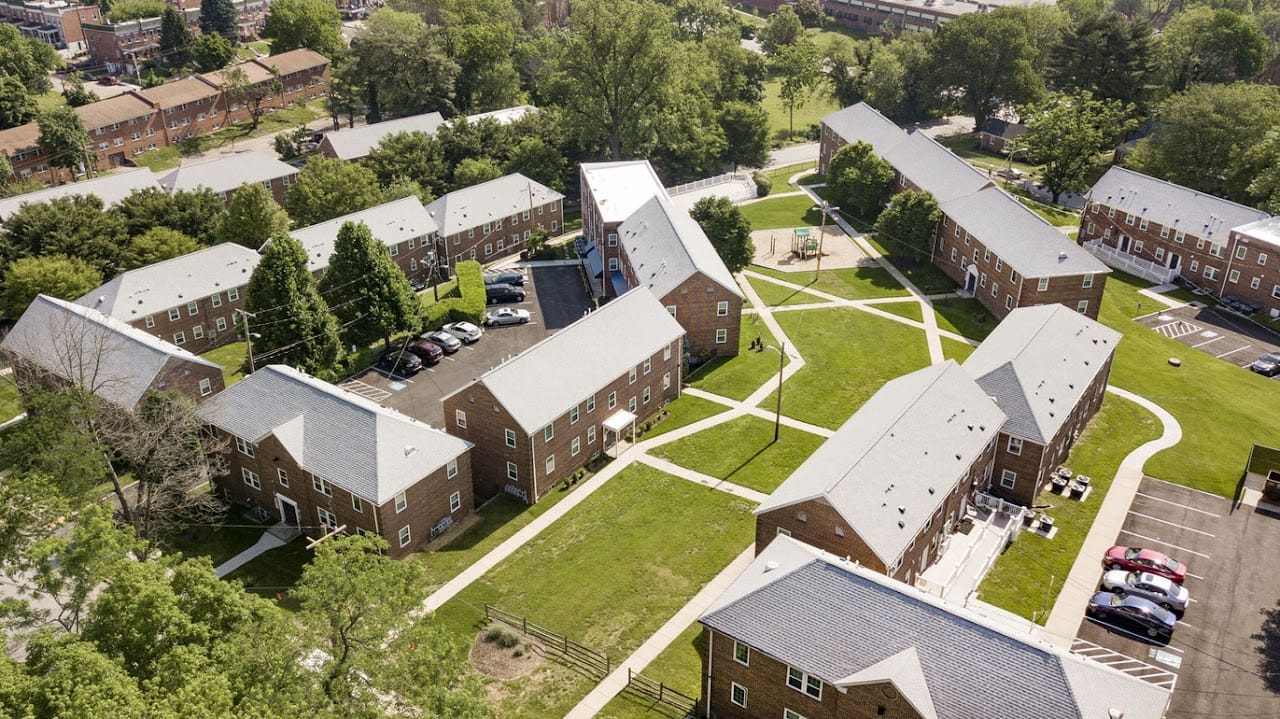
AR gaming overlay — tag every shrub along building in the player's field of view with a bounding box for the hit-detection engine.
[963,303,1120,507]
[754,360,1005,585]
[698,536,1171,719]
[289,196,440,285]
[819,103,1109,320]
[580,160,744,357]
[424,173,564,269]
[198,364,474,558]
[1,294,225,410]
[77,243,261,354]
[443,288,684,504]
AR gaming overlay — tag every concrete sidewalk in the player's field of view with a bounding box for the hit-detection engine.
[635,454,770,504]
[214,529,289,578]
[1041,386,1183,648]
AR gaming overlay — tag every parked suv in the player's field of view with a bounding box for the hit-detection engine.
[405,339,444,365]
[485,282,526,304]
[375,350,422,377]
[484,270,525,286]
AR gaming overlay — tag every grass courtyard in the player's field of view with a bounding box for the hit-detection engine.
[746,275,825,307]
[201,341,248,387]
[739,195,824,230]
[641,394,730,440]
[758,161,818,195]
[597,623,704,719]
[649,414,827,494]
[687,315,789,401]
[749,265,909,301]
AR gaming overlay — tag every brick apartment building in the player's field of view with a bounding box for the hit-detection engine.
[0,49,329,185]
[754,361,1005,585]
[820,103,1110,320]
[0,0,101,51]
[0,166,158,220]
[83,0,269,73]
[978,118,1026,154]
[290,196,439,285]
[698,536,1171,719]
[443,288,685,504]
[1,294,225,410]
[580,160,744,357]
[736,0,1045,37]
[77,243,261,354]
[425,173,563,270]
[160,151,298,205]
[1081,166,1280,317]
[199,364,475,558]
[963,304,1120,507]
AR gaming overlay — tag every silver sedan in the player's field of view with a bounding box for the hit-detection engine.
[1101,569,1189,612]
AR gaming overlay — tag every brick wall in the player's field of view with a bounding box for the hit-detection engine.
[660,275,742,358]
[132,284,248,354]
[443,198,563,268]
[154,355,225,402]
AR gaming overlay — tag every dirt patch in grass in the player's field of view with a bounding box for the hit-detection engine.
[471,629,545,680]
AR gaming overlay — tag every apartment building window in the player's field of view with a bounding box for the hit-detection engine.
[192,325,204,339]
[570,406,580,424]
[663,372,671,390]
[1209,244,1226,259]
[983,248,990,262]
[995,258,1003,272]
[643,358,651,374]
[587,394,596,412]
[1000,470,1017,489]
[783,711,807,719]
[642,386,651,404]
[1229,269,1240,284]
[950,248,957,261]
[1007,436,1022,455]
[1251,277,1261,290]
[1037,277,1049,292]
[973,249,979,263]
[389,244,399,256]
[629,367,637,384]
[199,378,212,396]
[277,468,289,487]
[608,233,618,247]
[544,424,554,443]
[522,210,530,221]
[467,228,475,239]
[1237,245,1249,260]
[447,458,458,479]
[608,391,617,409]
[318,508,338,531]
[1195,238,1206,250]
[398,525,412,547]
[730,683,747,708]
[394,491,407,512]
[1107,206,1115,218]
[716,328,728,344]
[1260,253,1269,266]
[145,315,155,328]
[483,243,492,256]
[587,426,596,444]
[1155,247,1165,261]
[314,477,333,497]
[1160,225,1169,238]
[1175,230,1185,243]
[168,308,181,322]
[545,454,555,475]
[628,396,637,412]
[216,317,227,332]
[571,437,581,456]
[1190,260,1199,272]
[663,343,673,361]
[1203,266,1220,281]
[228,288,239,301]
[716,300,730,317]
[483,223,491,234]
[242,468,260,489]
[507,461,519,480]
[1005,295,1013,310]
[235,436,255,457]
[211,293,222,308]
[173,331,186,345]
[1139,217,1148,230]
[733,641,750,665]
[991,283,998,298]
[786,667,822,700]
[351,495,363,513]
[608,258,619,271]
[450,491,461,512]
[456,409,467,429]
[1082,273,1095,289]
[1076,300,1089,314]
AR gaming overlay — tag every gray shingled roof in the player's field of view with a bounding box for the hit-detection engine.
[580,160,667,224]
[700,537,1170,719]
[823,103,1107,277]
[78,243,260,321]
[0,295,220,410]
[289,196,437,274]
[616,194,742,299]
[0,168,159,220]
[444,288,684,434]
[755,361,1005,567]
[159,151,299,196]
[425,173,563,238]
[320,112,447,161]
[963,304,1121,444]
[1088,166,1267,247]
[198,365,471,505]
[980,118,1026,140]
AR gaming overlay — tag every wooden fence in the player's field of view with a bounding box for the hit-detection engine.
[484,604,611,678]
[625,668,698,718]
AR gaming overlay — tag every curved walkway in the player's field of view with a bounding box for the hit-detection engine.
[1041,386,1184,648]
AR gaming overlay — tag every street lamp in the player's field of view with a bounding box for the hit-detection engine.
[810,201,840,282]
[763,342,785,443]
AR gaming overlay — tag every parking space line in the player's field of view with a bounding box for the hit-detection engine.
[1133,492,1221,517]
[1191,336,1223,348]
[1126,511,1216,538]
[1117,530,1211,559]
[1216,345,1252,359]
[1185,572,1205,581]
[1177,620,1197,630]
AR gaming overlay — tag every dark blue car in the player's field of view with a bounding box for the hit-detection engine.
[1087,591,1176,639]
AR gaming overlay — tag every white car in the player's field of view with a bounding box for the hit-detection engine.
[1101,569,1189,612]
[484,308,530,327]
[442,321,483,343]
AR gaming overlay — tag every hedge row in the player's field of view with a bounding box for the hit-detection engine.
[422,260,486,329]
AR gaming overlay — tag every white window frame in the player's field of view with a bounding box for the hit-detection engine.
[351,495,363,513]
[314,476,332,497]
[455,409,467,429]
[507,461,519,481]
[241,467,260,489]
[786,667,822,700]
[544,424,554,443]
[733,641,750,666]
[318,508,338,530]
[545,454,555,475]
[394,491,407,513]
[730,682,747,708]
[398,525,412,548]
[716,300,729,316]
[447,458,458,479]
[235,436,255,457]
[450,491,461,512]
[715,328,728,344]
[1007,436,1022,455]
[1000,470,1017,489]
[1037,277,1049,292]
[277,468,289,487]
[571,436,581,456]
[505,428,517,448]
[199,377,212,396]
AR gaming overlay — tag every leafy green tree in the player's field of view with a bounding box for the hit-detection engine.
[365,131,448,195]
[159,7,193,68]
[931,8,1044,131]
[771,38,821,138]
[826,141,894,219]
[1,255,102,317]
[794,0,826,27]
[759,4,803,55]
[1243,129,1280,213]
[451,157,503,189]
[1048,10,1155,110]
[1157,7,1271,93]
[380,177,433,205]
[0,472,69,570]
[646,88,727,183]
[122,227,199,269]
[1020,91,1133,203]
[873,190,940,260]
[218,182,290,248]
[669,0,732,41]
[0,24,60,95]
[689,196,754,273]
[262,0,346,59]
[703,34,767,104]
[23,632,147,718]
[285,156,383,226]
[348,9,460,121]
[0,75,37,130]
[884,32,938,123]
[222,66,282,130]
[37,106,95,178]
[107,0,166,21]
[318,221,420,350]
[244,234,343,375]
[718,101,769,171]
[426,0,525,113]
[60,72,98,108]
[116,187,226,245]
[199,0,238,39]
[190,31,237,72]
[504,136,566,192]
[0,195,128,276]
[0,392,111,515]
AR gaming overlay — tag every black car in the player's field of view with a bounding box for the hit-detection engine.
[1087,591,1176,639]
[485,282,526,304]
[1250,352,1280,377]
[375,350,423,377]
[484,270,525,286]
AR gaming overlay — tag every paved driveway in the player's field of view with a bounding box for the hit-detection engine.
[1136,305,1280,373]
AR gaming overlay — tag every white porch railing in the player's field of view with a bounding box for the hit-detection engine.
[666,172,739,197]
[1082,239,1179,284]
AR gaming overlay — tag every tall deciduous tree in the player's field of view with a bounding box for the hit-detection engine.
[117,187,226,245]
[1048,11,1155,110]
[60,71,98,107]
[123,226,199,269]
[0,24,60,95]
[218,182,290,248]
[222,66,282,130]
[504,136,567,192]
[36,106,94,178]
[365,131,448,195]
[771,38,821,139]
[759,4,803,56]
[718,101,770,171]
[826,141,894,220]
[1,255,102,318]
[0,75,37,130]
[347,9,459,121]
[1157,7,1271,93]
[0,195,128,277]
[421,0,525,113]
[794,0,826,28]
[159,6,193,68]
[1020,91,1133,203]
[317,221,420,350]
[244,234,343,374]
[873,190,940,261]
[931,8,1043,130]
[190,31,237,72]
[262,0,346,59]
[285,156,383,226]
[199,0,238,39]
[689,196,754,273]
[451,157,503,190]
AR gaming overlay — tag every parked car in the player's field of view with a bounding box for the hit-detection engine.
[484,270,525,286]
[442,321,483,344]
[98,74,119,86]
[405,339,443,365]
[1101,570,1190,612]
[484,308,530,327]
[420,330,461,354]
[375,349,423,377]
[1104,546,1187,584]
[1250,352,1280,377]
[485,282,526,304]
[1087,591,1176,639]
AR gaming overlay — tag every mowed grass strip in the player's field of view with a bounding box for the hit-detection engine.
[941,337,976,362]
[872,300,924,324]
[597,623,705,719]
[431,464,755,719]
[200,341,247,387]
[649,414,827,494]
[750,264,909,300]
[739,195,824,230]
[933,297,996,341]
[746,275,826,307]
[641,394,731,440]
[759,307,931,429]
[688,315,789,401]
[760,161,818,195]
[978,394,1161,622]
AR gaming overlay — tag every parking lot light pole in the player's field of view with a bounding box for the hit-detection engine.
[811,202,840,282]
[764,342,785,442]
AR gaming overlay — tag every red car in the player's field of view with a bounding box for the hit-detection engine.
[1104,546,1187,584]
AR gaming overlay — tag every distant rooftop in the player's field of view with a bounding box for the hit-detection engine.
[0,168,158,221]
[320,112,447,162]
[78,243,260,321]
[290,196,437,273]
[1089,166,1268,247]
[159,151,298,196]
[426,173,563,238]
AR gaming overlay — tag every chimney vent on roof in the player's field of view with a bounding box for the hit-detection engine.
[764,560,779,572]
[898,506,906,514]
[403,444,417,457]
[1058,251,1068,260]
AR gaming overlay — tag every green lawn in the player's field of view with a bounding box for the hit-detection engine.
[739,195,824,230]
[0,377,22,422]
[934,134,1041,176]
[133,101,327,171]
[162,506,266,567]
[597,623,704,719]
[131,146,181,172]
[762,75,840,144]
[200,341,247,387]
[1100,272,1280,496]
[750,264,909,300]
[978,394,1161,622]
[933,297,996,342]
[641,394,730,440]
[649,415,827,494]
[746,275,825,306]
[224,535,313,610]
[35,90,67,113]
[759,161,817,195]
[941,337,976,362]
[760,307,932,429]
[874,300,923,324]
[864,236,958,295]
[432,464,754,719]
[1014,195,1080,227]
[687,315,789,401]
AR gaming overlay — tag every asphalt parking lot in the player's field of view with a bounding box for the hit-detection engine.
[1071,477,1280,717]
[1137,304,1280,372]
[340,264,594,428]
